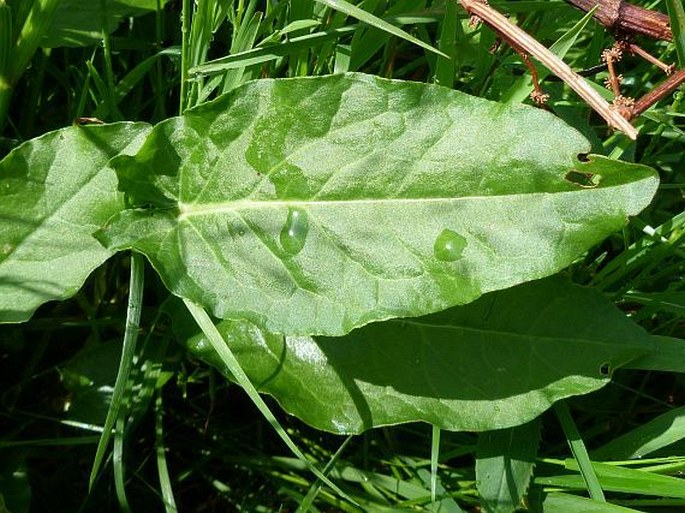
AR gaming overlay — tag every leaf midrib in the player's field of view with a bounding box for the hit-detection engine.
[177,189,585,218]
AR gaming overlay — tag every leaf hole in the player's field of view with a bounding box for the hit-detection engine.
[565,171,601,188]
[577,153,590,162]
[599,362,611,376]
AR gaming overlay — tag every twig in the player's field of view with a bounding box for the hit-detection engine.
[458,0,638,139]
[564,0,672,41]
[630,67,685,118]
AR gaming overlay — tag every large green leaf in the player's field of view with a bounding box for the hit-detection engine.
[0,122,151,323]
[100,73,658,336]
[174,276,654,433]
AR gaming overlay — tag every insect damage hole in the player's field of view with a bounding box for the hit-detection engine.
[599,362,612,377]
[565,170,601,188]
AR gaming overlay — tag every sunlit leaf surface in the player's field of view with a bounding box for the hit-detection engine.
[0,122,150,322]
[101,73,658,336]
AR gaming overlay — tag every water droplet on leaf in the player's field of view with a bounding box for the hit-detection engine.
[433,229,467,262]
[280,208,309,256]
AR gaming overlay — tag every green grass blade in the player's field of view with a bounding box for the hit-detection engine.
[542,459,685,499]
[554,401,605,502]
[667,0,685,66]
[113,411,132,513]
[593,405,685,460]
[626,335,685,373]
[0,0,11,78]
[179,0,191,112]
[155,393,178,513]
[434,0,459,88]
[182,299,359,508]
[190,25,357,75]
[296,436,353,513]
[89,253,145,489]
[430,425,440,505]
[312,0,447,58]
[544,493,642,512]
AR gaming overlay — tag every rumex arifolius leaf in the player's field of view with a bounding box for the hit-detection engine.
[100,73,658,336]
[174,276,654,433]
[0,122,151,323]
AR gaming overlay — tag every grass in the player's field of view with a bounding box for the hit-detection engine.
[1,0,684,511]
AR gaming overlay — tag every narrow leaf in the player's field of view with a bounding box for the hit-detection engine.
[476,418,542,513]
[593,405,685,460]
[543,494,642,513]
[173,275,654,433]
[0,122,151,323]
[667,0,685,66]
[539,459,685,499]
[99,73,658,336]
[312,0,447,58]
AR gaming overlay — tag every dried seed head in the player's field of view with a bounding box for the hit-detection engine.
[602,44,623,63]
[530,90,550,105]
[469,14,482,27]
[612,95,636,119]
[604,74,623,89]
[614,95,635,108]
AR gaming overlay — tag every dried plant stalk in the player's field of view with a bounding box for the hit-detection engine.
[564,0,672,41]
[459,0,638,140]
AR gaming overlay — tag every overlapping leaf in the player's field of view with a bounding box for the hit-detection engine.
[100,73,658,336]
[174,276,654,433]
[0,122,151,323]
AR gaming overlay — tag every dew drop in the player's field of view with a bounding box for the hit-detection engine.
[433,229,467,262]
[280,208,309,256]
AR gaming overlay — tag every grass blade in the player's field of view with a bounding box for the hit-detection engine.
[313,0,447,58]
[434,0,459,88]
[190,25,357,75]
[296,436,353,513]
[431,425,440,505]
[155,393,178,513]
[554,401,605,502]
[593,406,685,460]
[89,253,145,489]
[667,0,685,66]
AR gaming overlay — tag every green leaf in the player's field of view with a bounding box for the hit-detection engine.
[476,418,542,513]
[100,73,658,336]
[667,0,685,66]
[543,494,641,513]
[593,405,685,460]
[625,335,685,373]
[173,275,653,433]
[539,459,685,499]
[312,0,447,58]
[0,122,151,323]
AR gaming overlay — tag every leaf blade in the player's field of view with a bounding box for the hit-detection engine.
[102,73,658,336]
[0,122,151,323]
[174,275,654,433]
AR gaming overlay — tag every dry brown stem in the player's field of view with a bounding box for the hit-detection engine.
[458,0,638,139]
[564,0,672,41]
